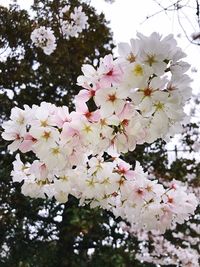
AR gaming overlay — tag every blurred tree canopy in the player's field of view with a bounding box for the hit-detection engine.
[0,1,199,267]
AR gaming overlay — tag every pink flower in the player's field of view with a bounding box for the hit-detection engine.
[19,133,37,153]
[98,54,124,87]
[115,158,135,179]
[94,86,127,117]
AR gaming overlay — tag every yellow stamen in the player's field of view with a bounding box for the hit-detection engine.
[133,64,143,76]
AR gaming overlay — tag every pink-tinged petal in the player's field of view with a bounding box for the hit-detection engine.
[8,140,21,152]
[51,106,71,128]
[102,54,113,66]
[2,131,19,141]
[30,161,48,180]
[76,89,91,103]
[75,89,95,112]
[61,123,80,139]
[39,164,48,179]
[19,134,37,153]
[75,100,88,114]
[118,102,134,120]
[81,64,96,77]
[90,110,101,122]
[35,107,49,121]
[83,110,101,122]
[124,170,135,180]
[100,102,115,117]
[114,100,126,116]
[19,140,34,153]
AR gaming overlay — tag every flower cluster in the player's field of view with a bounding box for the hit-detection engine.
[119,181,200,266]
[30,26,57,55]
[136,229,200,267]
[120,220,200,267]
[59,5,88,39]
[30,5,88,54]
[2,33,198,233]
[77,32,192,144]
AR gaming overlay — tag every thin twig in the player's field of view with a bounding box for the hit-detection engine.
[177,7,200,45]
[196,0,200,26]
[140,0,183,24]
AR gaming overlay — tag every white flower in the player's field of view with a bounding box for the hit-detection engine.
[36,145,66,171]
[1,105,32,152]
[31,26,57,55]
[137,32,170,75]
[131,77,168,117]
[59,5,70,18]
[11,154,30,183]
[94,86,127,117]
[167,74,192,103]
[77,64,100,88]
[54,175,72,203]
[59,5,88,39]
[118,38,140,63]
[71,6,88,31]
[21,181,47,198]
[122,61,152,90]
[30,126,60,157]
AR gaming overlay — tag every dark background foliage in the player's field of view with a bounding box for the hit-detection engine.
[0,1,199,267]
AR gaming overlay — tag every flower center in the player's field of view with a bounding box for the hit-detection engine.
[168,197,174,204]
[133,64,143,76]
[85,111,92,119]
[40,120,48,127]
[127,52,136,63]
[42,131,51,140]
[121,119,129,127]
[107,93,117,103]
[146,54,156,66]
[51,147,60,155]
[154,101,164,110]
[106,69,113,76]
[136,188,144,195]
[143,87,153,97]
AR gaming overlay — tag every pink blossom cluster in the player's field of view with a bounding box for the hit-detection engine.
[31,26,57,55]
[31,5,88,55]
[77,32,192,143]
[135,230,200,267]
[119,181,200,266]
[59,5,88,39]
[2,32,198,233]
[126,224,200,267]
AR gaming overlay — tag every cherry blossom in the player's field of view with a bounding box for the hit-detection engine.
[2,32,198,234]
[31,26,57,55]
[59,5,88,39]
[30,5,89,55]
